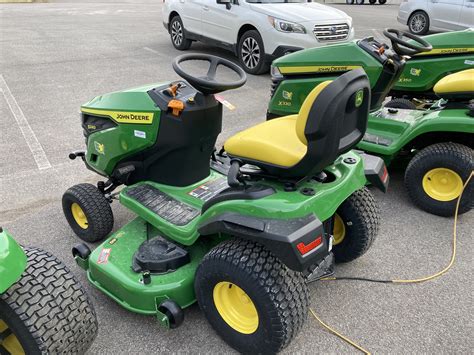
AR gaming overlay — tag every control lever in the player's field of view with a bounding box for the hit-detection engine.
[227,160,244,188]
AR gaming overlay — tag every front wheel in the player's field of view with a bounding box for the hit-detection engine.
[356,0,365,4]
[369,0,377,4]
[195,239,309,353]
[408,11,430,35]
[237,30,269,75]
[169,15,192,50]
[62,183,114,242]
[332,187,380,263]
[405,143,473,216]
[379,0,387,4]
[0,247,98,354]
[346,0,355,3]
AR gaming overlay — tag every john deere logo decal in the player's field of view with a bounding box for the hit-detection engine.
[282,90,293,100]
[410,68,421,76]
[355,90,364,107]
[81,108,154,125]
[94,141,105,155]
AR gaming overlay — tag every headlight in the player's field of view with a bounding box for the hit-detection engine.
[268,16,306,34]
[270,65,283,79]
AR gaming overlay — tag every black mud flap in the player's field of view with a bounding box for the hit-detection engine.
[359,152,390,192]
[198,213,331,272]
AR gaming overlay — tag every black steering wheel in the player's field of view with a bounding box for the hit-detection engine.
[383,29,432,56]
[172,53,247,95]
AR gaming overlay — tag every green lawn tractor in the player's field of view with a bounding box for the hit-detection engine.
[62,54,388,353]
[268,29,473,115]
[268,29,474,217]
[0,227,98,354]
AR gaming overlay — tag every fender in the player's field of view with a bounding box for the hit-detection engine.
[198,212,330,272]
[0,228,27,294]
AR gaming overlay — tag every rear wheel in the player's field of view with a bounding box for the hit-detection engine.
[169,15,192,50]
[238,30,269,75]
[408,11,430,35]
[405,143,473,216]
[379,0,387,4]
[356,0,365,4]
[332,187,380,263]
[346,0,354,3]
[369,0,377,4]
[0,247,98,354]
[195,239,309,353]
[62,183,114,242]
[385,98,417,110]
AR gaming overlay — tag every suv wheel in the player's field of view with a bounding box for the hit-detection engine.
[237,30,269,75]
[408,11,430,35]
[170,15,192,50]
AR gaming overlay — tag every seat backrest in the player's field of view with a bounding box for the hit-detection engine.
[291,69,371,177]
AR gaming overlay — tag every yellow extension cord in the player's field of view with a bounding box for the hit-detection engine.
[309,171,473,355]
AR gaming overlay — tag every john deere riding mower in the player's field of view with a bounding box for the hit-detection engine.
[268,29,473,114]
[0,228,97,354]
[62,54,388,353]
[268,29,473,217]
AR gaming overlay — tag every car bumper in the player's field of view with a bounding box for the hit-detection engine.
[263,26,355,63]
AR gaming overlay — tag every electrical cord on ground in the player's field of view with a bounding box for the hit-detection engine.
[309,171,473,353]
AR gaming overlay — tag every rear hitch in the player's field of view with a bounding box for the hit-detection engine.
[155,299,184,329]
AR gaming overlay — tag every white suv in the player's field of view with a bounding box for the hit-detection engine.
[162,0,354,74]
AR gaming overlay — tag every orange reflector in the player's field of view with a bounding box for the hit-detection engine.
[382,165,388,183]
[378,46,385,55]
[168,99,184,116]
[297,235,323,255]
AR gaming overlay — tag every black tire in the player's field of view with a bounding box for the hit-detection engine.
[346,0,355,3]
[404,143,473,216]
[369,0,377,4]
[408,11,430,35]
[332,187,380,263]
[379,0,387,4]
[385,98,417,110]
[356,0,365,4]
[63,183,114,242]
[237,30,269,75]
[169,15,192,50]
[0,247,98,354]
[195,239,309,353]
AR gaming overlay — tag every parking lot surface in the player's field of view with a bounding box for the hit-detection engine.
[1,1,473,354]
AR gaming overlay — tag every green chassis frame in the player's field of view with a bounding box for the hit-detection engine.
[74,151,369,325]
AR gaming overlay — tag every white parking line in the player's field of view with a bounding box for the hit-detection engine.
[143,47,165,57]
[0,74,52,170]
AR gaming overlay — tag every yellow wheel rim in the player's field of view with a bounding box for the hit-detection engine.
[71,203,88,229]
[333,214,346,246]
[213,282,259,334]
[0,319,25,355]
[422,168,463,202]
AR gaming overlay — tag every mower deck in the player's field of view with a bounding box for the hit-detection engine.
[81,218,216,315]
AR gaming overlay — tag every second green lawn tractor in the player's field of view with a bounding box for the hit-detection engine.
[63,54,388,353]
[0,228,98,354]
[268,29,473,115]
[268,29,474,217]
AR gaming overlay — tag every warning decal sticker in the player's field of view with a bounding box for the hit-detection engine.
[98,248,111,264]
[188,178,228,201]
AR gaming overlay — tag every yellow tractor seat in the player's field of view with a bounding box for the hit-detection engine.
[224,115,307,167]
[433,69,474,98]
[224,69,371,179]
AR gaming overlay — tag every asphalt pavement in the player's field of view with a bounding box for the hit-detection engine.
[0,1,472,354]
